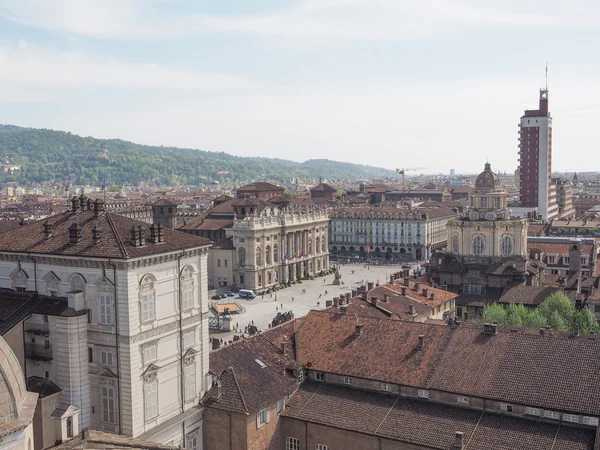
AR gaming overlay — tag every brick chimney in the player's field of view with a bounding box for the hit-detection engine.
[43,221,52,240]
[93,199,104,217]
[157,224,165,243]
[71,196,79,213]
[414,282,420,291]
[138,226,146,246]
[149,224,158,243]
[280,336,287,354]
[79,194,86,210]
[401,286,407,296]
[454,431,464,449]
[131,226,140,246]
[92,226,101,245]
[418,335,424,349]
[355,323,364,336]
[68,223,82,245]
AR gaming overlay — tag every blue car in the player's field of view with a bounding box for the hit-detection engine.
[226,290,235,297]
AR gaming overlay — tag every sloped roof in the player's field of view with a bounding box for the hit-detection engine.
[310,182,337,193]
[203,321,299,414]
[0,210,210,259]
[49,429,178,449]
[237,182,284,192]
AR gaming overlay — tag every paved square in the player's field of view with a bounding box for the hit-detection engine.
[210,262,419,342]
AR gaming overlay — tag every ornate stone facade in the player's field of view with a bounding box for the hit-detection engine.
[229,206,330,290]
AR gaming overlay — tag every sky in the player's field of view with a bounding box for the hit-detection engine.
[1,0,600,175]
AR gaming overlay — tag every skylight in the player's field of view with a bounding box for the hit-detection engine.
[255,358,267,368]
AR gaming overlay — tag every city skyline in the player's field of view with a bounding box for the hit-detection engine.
[1,1,600,174]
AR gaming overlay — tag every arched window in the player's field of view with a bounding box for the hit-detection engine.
[265,245,272,265]
[473,236,484,256]
[256,247,262,266]
[501,235,513,257]
[452,233,459,253]
[273,244,279,263]
[308,238,313,255]
[238,247,246,266]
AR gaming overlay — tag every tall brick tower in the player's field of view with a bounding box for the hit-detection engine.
[518,88,558,221]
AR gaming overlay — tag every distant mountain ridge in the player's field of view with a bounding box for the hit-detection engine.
[0,124,396,187]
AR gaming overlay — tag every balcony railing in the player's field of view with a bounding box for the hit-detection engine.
[25,322,50,335]
[25,343,53,361]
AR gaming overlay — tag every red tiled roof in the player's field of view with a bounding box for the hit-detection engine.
[296,310,452,387]
[499,283,562,306]
[0,210,210,259]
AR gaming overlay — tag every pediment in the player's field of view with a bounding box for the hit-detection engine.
[43,271,61,283]
[97,368,118,379]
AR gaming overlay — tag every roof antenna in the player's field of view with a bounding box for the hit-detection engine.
[545,62,548,91]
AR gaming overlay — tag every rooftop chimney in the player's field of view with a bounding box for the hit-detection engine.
[539,328,545,336]
[418,335,424,349]
[92,226,101,245]
[280,336,287,354]
[404,277,410,286]
[215,379,222,399]
[71,196,79,213]
[430,293,435,301]
[138,226,146,246]
[454,431,464,449]
[149,224,158,243]
[390,275,395,284]
[410,305,416,316]
[333,298,339,307]
[371,297,378,306]
[422,288,428,298]
[43,221,52,240]
[367,281,374,291]
[340,304,348,314]
[482,323,498,335]
[79,194,86,210]
[131,226,140,246]
[68,222,82,245]
[355,323,364,336]
[86,198,92,211]
[414,282,420,291]
[157,224,165,243]
[93,199,104,217]
[401,286,407,296]
[383,294,389,302]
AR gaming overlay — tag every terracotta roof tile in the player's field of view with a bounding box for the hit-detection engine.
[0,210,210,259]
[296,310,452,387]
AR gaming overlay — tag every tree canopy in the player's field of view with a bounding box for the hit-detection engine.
[0,124,397,187]
[479,292,600,334]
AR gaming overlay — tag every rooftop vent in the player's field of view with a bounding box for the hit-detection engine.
[454,431,464,449]
[355,323,364,336]
[71,196,79,213]
[68,222,82,245]
[93,199,104,217]
[92,226,101,245]
[482,323,498,335]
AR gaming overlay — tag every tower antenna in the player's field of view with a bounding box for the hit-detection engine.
[545,62,548,91]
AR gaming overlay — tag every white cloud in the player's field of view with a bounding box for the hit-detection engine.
[0,41,258,92]
[2,0,599,41]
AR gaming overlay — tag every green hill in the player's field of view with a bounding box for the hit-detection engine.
[0,125,396,187]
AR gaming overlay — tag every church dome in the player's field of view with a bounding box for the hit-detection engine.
[474,163,500,191]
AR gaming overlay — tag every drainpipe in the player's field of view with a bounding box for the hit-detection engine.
[177,251,185,415]
[107,259,122,435]
[25,254,38,292]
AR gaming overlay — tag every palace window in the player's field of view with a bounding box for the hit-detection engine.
[238,247,246,266]
[181,266,194,310]
[102,386,116,424]
[501,235,513,257]
[99,295,113,325]
[140,275,156,323]
[473,236,484,256]
[185,363,196,401]
[452,233,459,253]
[145,381,158,420]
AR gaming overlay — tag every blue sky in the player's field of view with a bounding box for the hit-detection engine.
[1,0,599,175]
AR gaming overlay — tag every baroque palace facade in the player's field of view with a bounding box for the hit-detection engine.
[229,205,330,290]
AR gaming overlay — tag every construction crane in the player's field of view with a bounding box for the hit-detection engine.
[395,167,427,190]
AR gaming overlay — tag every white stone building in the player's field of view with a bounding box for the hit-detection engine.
[229,206,330,290]
[329,206,458,262]
[0,196,211,448]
